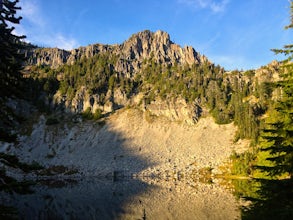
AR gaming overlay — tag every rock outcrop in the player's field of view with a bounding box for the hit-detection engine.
[118,30,203,67]
[25,48,71,69]
[146,98,202,125]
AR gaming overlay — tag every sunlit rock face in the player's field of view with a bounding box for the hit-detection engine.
[25,30,207,70]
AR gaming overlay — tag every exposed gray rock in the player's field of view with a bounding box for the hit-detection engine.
[25,30,207,70]
[146,97,201,125]
[25,48,71,69]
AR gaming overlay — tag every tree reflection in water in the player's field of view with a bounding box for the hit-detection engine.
[231,178,293,220]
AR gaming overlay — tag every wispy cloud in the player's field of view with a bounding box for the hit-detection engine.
[19,0,45,27]
[16,0,78,50]
[30,33,78,50]
[178,0,230,13]
[46,35,78,51]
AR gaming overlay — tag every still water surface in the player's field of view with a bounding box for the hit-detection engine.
[0,177,241,220]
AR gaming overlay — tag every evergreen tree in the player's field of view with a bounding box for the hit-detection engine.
[0,0,26,142]
[259,1,293,179]
[241,2,293,219]
[0,0,25,98]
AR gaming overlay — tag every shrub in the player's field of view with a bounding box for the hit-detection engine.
[0,153,44,172]
[93,109,103,120]
[82,107,93,120]
[46,117,59,125]
[0,129,17,142]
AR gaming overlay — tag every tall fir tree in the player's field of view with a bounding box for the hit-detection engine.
[0,0,26,98]
[241,2,293,219]
[258,1,293,179]
[0,0,26,142]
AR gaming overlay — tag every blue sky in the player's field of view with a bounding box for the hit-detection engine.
[16,0,292,70]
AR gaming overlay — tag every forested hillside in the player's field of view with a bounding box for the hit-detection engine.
[19,30,282,146]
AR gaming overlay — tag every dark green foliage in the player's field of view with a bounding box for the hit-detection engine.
[230,151,256,176]
[38,165,78,176]
[56,53,118,101]
[45,117,59,125]
[42,77,59,95]
[241,179,293,220]
[0,99,28,142]
[0,169,35,194]
[0,204,18,220]
[139,58,225,105]
[0,106,18,142]
[0,131,17,142]
[0,153,44,172]
[258,104,293,179]
[0,153,41,195]
[257,5,293,178]
[93,109,103,120]
[82,107,94,120]
[231,179,260,200]
[0,0,26,98]
[238,2,293,219]
[81,107,103,120]
[0,0,29,142]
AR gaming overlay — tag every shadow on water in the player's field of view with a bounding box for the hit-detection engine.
[1,176,243,220]
[0,118,157,220]
[230,178,293,220]
[0,178,153,220]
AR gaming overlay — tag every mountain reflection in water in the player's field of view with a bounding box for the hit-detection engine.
[0,177,241,220]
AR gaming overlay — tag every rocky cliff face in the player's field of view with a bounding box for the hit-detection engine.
[24,30,211,124]
[52,86,202,124]
[25,30,208,70]
[25,48,71,69]
[118,30,206,66]
[146,98,202,125]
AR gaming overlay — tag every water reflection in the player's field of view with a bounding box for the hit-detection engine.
[0,178,151,219]
[0,177,241,220]
[230,178,293,220]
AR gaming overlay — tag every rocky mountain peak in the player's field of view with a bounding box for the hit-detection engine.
[125,30,171,47]
[119,30,201,66]
[25,30,207,70]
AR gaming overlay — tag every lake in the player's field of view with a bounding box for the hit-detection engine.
[0,177,241,220]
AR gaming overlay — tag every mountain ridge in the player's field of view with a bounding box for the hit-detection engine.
[19,29,282,141]
[24,30,210,69]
